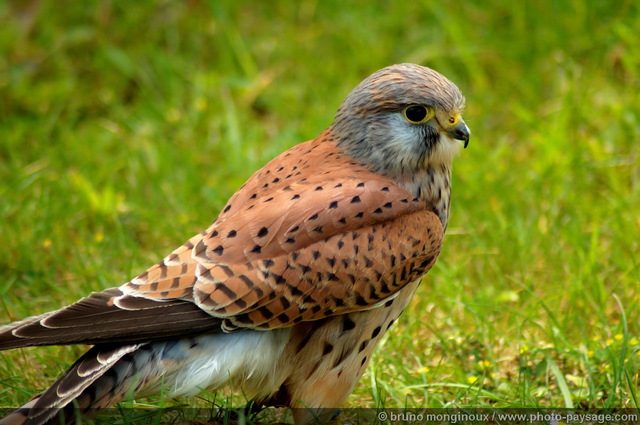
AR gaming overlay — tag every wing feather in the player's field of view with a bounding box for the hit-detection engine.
[0,289,220,350]
[118,135,443,332]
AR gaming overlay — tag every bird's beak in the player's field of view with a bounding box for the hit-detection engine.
[446,119,470,149]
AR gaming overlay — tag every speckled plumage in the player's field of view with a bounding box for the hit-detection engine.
[0,63,469,425]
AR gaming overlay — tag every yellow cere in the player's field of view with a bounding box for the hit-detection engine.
[448,113,461,127]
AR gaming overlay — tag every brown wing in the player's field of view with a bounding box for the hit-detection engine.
[0,289,221,349]
[122,132,443,331]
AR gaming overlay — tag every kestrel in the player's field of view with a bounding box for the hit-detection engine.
[0,63,469,425]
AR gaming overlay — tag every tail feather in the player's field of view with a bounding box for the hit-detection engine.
[0,344,142,425]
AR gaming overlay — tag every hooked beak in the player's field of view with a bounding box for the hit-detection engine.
[446,119,470,148]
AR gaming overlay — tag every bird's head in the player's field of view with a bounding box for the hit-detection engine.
[332,63,469,178]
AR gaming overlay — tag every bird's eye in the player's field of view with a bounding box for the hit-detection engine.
[403,105,433,124]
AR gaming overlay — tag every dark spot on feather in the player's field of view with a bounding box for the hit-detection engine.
[329,201,338,209]
[351,196,361,204]
[223,204,231,213]
[227,230,237,238]
[239,275,254,288]
[287,283,303,297]
[257,227,269,238]
[381,282,391,294]
[368,285,379,300]
[359,340,369,352]
[342,317,356,332]
[372,326,381,338]
[251,245,262,254]
[218,284,238,301]
[263,259,275,268]
[276,313,290,324]
[212,245,224,256]
[273,273,286,284]
[258,306,274,319]
[420,257,435,269]
[386,319,396,331]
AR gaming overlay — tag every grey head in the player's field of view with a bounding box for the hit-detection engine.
[332,63,470,179]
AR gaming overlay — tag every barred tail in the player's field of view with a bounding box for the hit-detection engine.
[0,343,149,425]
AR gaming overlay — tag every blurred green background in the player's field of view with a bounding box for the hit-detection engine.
[0,0,638,415]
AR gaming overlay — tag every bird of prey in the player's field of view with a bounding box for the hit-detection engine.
[0,63,469,425]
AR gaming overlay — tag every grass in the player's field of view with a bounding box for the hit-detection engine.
[1,0,639,420]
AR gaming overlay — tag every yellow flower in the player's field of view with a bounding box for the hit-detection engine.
[195,97,208,111]
[479,360,492,369]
